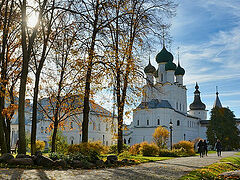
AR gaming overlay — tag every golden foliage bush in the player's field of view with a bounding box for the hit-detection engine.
[129,143,141,155]
[67,141,107,155]
[139,142,159,156]
[152,126,169,149]
[36,140,45,151]
[173,141,195,156]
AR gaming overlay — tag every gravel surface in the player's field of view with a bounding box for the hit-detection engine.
[0,151,238,180]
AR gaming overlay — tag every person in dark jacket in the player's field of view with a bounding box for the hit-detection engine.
[203,140,208,156]
[197,140,204,158]
[215,139,222,157]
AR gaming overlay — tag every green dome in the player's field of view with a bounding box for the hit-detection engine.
[165,60,176,71]
[156,46,174,63]
[144,59,156,74]
[175,63,185,75]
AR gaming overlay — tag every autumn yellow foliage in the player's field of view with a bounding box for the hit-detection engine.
[139,142,159,156]
[152,126,169,149]
[36,140,45,151]
[173,141,195,156]
[129,143,141,155]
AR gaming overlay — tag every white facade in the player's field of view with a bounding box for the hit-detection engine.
[10,97,117,150]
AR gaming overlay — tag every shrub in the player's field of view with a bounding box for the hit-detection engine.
[152,126,169,149]
[119,151,131,158]
[108,144,130,154]
[173,141,195,156]
[49,131,69,153]
[36,140,45,151]
[49,152,65,161]
[129,143,141,155]
[67,141,108,162]
[159,149,182,157]
[139,142,159,156]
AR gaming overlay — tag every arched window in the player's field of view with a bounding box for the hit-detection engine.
[180,103,181,111]
[161,74,163,81]
[70,122,73,129]
[177,120,180,126]
[176,102,178,109]
[128,137,131,144]
[106,124,108,131]
[70,137,74,145]
[93,122,96,130]
[157,119,160,125]
[103,135,105,144]
[147,120,149,125]
[137,120,139,126]
[41,127,43,133]
[124,138,126,144]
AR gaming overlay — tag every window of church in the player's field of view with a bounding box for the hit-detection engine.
[157,119,160,125]
[106,124,108,131]
[180,103,181,111]
[93,122,96,130]
[176,102,178,109]
[161,74,163,81]
[70,122,73,129]
[98,123,101,131]
[177,120,180,126]
[137,120,139,126]
[41,127,43,133]
[147,120,149,125]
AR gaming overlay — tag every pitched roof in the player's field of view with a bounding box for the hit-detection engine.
[213,92,222,108]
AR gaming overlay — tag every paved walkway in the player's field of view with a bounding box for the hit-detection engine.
[0,151,238,180]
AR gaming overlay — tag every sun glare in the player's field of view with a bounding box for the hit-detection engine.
[27,12,39,28]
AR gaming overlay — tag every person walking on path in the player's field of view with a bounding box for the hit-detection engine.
[215,139,222,157]
[203,140,208,156]
[197,140,204,158]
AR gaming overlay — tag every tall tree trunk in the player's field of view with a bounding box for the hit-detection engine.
[31,72,41,155]
[0,0,10,154]
[51,121,58,152]
[31,0,55,155]
[82,1,99,143]
[0,98,7,154]
[18,0,29,154]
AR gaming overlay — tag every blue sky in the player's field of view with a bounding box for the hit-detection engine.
[96,0,240,124]
[170,0,240,119]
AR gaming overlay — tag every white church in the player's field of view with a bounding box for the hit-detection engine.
[123,45,237,146]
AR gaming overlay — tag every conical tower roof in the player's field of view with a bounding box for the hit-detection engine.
[189,82,206,110]
[213,88,222,108]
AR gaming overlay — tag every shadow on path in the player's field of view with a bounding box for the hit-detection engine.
[37,169,50,180]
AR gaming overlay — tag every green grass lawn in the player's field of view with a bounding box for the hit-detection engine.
[179,156,240,180]
[235,152,240,156]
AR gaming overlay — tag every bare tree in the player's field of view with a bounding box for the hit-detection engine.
[105,0,176,153]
